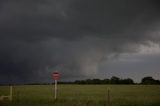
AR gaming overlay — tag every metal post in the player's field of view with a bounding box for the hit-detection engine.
[54,80,57,99]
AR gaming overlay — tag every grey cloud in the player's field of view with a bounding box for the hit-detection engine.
[0,0,160,83]
[0,0,160,41]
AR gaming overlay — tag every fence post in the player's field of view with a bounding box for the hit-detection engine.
[107,89,110,106]
[10,86,12,101]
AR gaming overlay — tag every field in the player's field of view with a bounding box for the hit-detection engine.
[0,85,160,106]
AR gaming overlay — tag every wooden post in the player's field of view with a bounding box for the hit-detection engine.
[10,86,12,101]
[107,89,110,106]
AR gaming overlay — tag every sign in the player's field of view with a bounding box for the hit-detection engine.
[52,72,60,80]
[52,71,60,99]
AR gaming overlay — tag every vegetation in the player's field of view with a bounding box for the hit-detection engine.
[74,77,134,84]
[1,76,159,86]
[75,76,160,85]
[0,76,159,105]
[141,76,160,85]
[0,85,160,106]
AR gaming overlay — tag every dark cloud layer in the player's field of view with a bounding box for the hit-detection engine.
[0,0,160,83]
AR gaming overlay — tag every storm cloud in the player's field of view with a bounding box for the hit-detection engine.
[0,0,160,83]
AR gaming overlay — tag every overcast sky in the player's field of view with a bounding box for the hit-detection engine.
[0,0,160,83]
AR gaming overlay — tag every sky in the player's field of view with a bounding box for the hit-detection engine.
[0,0,160,84]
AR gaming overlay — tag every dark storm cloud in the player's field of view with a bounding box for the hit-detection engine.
[0,0,160,83]
[0,0,160,40]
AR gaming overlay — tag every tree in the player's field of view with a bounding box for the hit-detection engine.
[141,76,159,84]
[120,78,134,84]
[110,76,120,84]
[102,78,110,84]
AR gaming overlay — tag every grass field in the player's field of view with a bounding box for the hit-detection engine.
[0,85,160,106]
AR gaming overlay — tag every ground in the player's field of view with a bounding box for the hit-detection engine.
[0,85,160,106]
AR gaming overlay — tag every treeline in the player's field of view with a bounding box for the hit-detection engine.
[74,76,160,85]
[75,76,134,84]
[1,76,160,85]
[141,76,160,85]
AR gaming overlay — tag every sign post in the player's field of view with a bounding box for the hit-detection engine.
[52,71,60,100]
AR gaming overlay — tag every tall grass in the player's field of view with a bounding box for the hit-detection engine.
[0,85,160,106]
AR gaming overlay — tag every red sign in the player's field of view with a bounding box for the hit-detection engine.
[52,72,60,80]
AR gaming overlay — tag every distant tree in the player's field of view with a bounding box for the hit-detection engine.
[102,78,110,84]
[120,78,134,84]
[110,76,120,84]
[74,76,136,85]
[75,80,86,84]
[85,79,93,84]
[141,76,160,84]
[92,79,102,84]
[155,80,160,84]
[75,79,102,84]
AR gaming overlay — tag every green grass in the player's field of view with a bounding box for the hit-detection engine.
[0,85,160,106]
